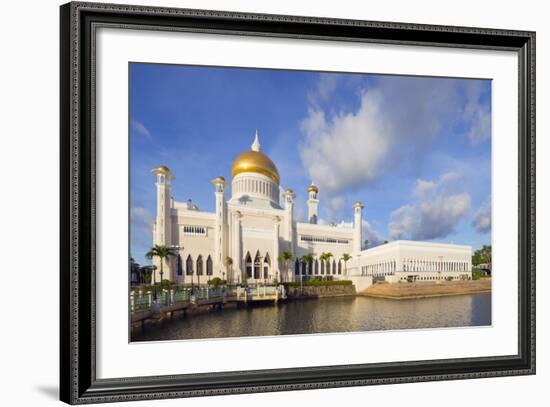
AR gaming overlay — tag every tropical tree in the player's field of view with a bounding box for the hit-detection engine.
[472,245,492,266]
[145,244,177,300]
[340,253,352,276]
[300,253,314,270]
[319,252,333,277]
[278,251,295,283]
[299,253,314,290]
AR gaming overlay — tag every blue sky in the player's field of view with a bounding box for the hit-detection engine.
[130,63,492,266]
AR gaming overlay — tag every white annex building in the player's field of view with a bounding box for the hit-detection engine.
[151,132,472,290]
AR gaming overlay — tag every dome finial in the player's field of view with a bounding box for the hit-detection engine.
[251,130,261,152]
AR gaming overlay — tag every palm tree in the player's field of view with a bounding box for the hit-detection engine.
[224,256,233,286]
[301,253,315,268]
[300,254,314,291]
[341,253,352,276]
[278,251,294,283]
[145,244,177,300]
[319,252,333,279]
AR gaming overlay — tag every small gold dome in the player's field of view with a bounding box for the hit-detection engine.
[307,183,318,193]
[231,132,280,184]
[152,165,174,179]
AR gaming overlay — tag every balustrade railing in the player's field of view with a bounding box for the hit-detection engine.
[130,285,286,312]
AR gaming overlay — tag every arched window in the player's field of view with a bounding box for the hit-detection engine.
[326,260,330,274]
[206,255,213,276]
[315,259,319,275]
[177,254,183,276]
[254,251,261,279]
[321,260,325,274]
[245,252,252,278]
[264,253,270,279]
[333,260,337,275]
[338,261,342,275]
[308,259,313,275]
[186,255,193,275]
[196,255,203,276]
[295,258,300,275]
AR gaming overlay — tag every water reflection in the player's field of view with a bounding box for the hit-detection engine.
[132,293,491,342]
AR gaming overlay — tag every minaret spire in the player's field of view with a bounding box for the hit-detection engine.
[251,129,261,152]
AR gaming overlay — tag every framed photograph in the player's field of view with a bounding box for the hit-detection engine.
[60,1,535,404]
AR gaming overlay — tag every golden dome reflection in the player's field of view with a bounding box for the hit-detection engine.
[231,150,280,185]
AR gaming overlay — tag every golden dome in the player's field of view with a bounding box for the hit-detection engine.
[232,150,280,184]
[307,182,318,193]
[231,131,280,185]
[151,165,174,179]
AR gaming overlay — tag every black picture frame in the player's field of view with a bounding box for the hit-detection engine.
[60,2,536,404]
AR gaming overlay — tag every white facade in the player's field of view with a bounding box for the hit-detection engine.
[355,240,472,284]
[150,133,472,288]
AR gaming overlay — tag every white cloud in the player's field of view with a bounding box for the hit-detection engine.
[131,207,154,235]
[300,89,390,195]
[463,81,491,144]
[388,172,471,240]
[472,199,491,234]
[299,76,490,197]
[326,196,346,221]
[362,219,384,248]
[131,120,151,138]
[308,73,340,106]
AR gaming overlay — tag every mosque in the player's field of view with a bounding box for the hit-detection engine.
[150,132,472,290]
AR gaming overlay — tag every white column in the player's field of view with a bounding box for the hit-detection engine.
[212,177,227,277]
[152,167,174,282]
[233,212,242,283]
[283,189,295,252]
[273,218,280,280]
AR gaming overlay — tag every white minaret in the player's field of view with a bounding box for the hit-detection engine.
[232,211,242,284]
[152,165,174,281]
[211,176,227,278]
[353,201,364,255]
[307,182,319,224]
[283,188,295,247]
[273,216,281,280]
[283,188,295,280]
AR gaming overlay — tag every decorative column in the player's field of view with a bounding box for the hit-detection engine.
[283,188,295,251]
[212,176,227,277]
[232,211,242,283]
[152,165,174,281]
[273,217,280,282]
[307,182,319,224]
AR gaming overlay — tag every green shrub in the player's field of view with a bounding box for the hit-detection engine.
[152,279,176,291]
[207,277,227,288]
[472,268,483,280]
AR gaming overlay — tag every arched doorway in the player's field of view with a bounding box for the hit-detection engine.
[254,251,261,279]
[263,253,271,281]
[245,252,252,279]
